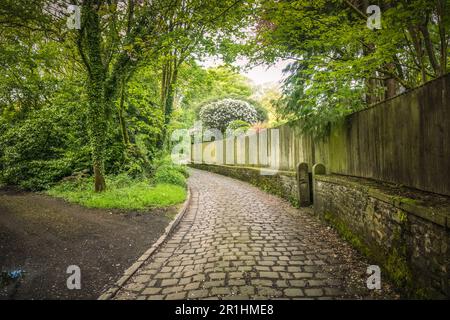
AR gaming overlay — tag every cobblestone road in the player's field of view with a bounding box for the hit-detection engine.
[113,169,395,300]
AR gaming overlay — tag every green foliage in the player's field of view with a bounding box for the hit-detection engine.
[281,61,365,137]
[227,119,251,134]
[238,97,269,123]
[0,0,258,191]
[47,174,186,210]
[0,96,90,190]
[0,2,60,123]
[126,66,165,157]
[150,152,189,187]
[119,144,150,178]
[158,164,189,178]
[153,166,187,188]
[179,64,254,112]
[254,0,450,136]
[253,104,269,123]
[257,84,285,125]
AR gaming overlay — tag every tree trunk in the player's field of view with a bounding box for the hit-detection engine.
[383,61,398,99]
[420,22,440,76]
[409,25,427,84]
[365,77,378,105]
[158,56,179,148]
[119,80,130,146]
[87,82,107,192]
[93,161,106,192]
[437,0,448,76]
[385,78,397,99]
[87,81,107,192]
[83,1,107,192]
[164,66,178,125]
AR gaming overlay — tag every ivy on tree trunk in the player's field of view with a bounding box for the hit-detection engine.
[82,1,107,192]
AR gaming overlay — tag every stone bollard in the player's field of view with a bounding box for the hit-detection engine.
[296,162,311,207]
[312,163,326,207]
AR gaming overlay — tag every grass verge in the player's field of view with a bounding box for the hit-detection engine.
[47,175,186,210]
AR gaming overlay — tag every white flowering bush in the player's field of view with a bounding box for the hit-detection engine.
[199,98,259,132]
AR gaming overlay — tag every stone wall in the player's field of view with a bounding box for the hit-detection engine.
[313,174,450,298]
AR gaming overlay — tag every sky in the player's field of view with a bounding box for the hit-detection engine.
[237,58,292,86]
[199,57,293,86]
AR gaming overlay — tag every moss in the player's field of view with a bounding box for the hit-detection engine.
[324,212,371,257]
[288,196,300,208]
[398,197,419,205]
[385,246,412,289]
[323,211,427,298]
[397,210,408,223]
[382,223,414,292]
[393,196,422,207]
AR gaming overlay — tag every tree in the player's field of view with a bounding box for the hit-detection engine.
[0,0,258,191]
[75,0,193,191]
[0,1,92,190]
[252,0,450,136]
[76,0,258,190]
[155,0,257,141]
[0,0,61,122]
[253,84,284,125]
[178,64,253,110]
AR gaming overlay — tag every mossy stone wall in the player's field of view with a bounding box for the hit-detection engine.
[314,174,450,299]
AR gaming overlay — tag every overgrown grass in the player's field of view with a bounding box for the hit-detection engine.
[47,174,186,210]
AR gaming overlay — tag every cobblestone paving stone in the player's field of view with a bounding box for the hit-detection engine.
[113,169,397,300]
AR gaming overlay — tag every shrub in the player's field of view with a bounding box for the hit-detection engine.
[199,98,259,132]
[121,144,152,179]
[254,104,269,123]
[152,152,189,177]
[157,164,189,178]
[153,166,187,187]
[238,98,268,123]
[0,110,79,190]
[227,119,250,135]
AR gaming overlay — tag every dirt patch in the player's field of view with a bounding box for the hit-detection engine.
[0,188,177,300]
